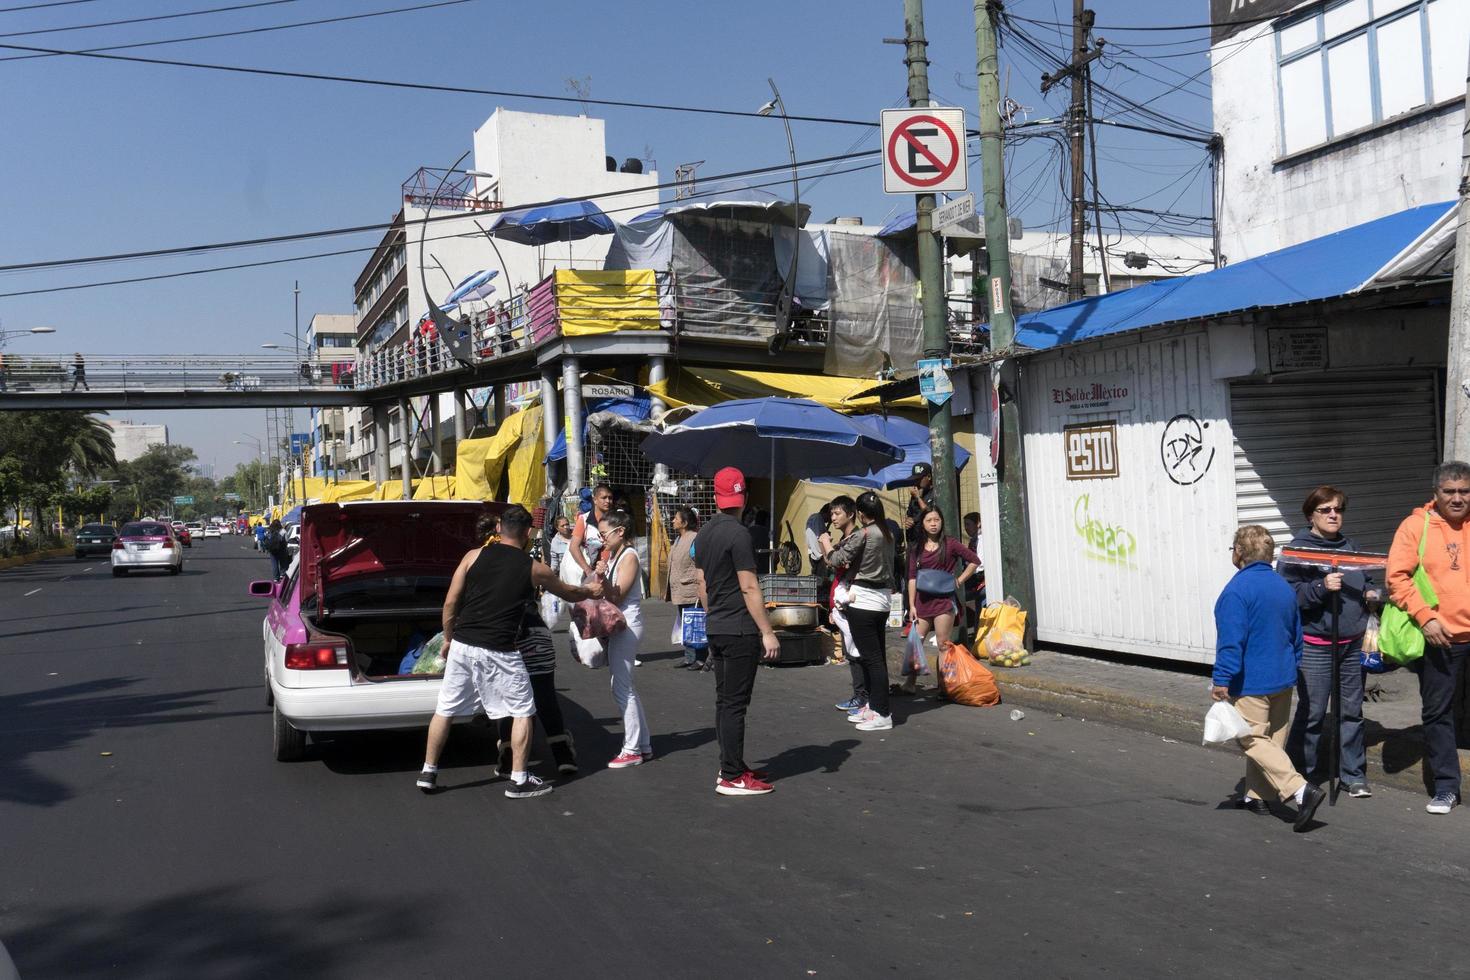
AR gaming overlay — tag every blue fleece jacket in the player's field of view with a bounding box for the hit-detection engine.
[1212,561,1302,697]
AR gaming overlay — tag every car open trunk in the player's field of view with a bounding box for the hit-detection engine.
[296,500,505,681]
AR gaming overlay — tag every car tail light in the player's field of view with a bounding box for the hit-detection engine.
[284,643,349,670]
[112,539,124,550]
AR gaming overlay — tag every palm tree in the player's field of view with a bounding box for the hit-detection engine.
[57,411,117,478]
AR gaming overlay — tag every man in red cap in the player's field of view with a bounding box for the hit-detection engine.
[694,466,782,795]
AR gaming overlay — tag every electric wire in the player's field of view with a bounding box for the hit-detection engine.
[0,0,479,62]
[0,0,305,38]
[0,37,878,130]
[0,0,103,12]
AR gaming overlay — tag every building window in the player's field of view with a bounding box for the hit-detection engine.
[1276,0,1470,156]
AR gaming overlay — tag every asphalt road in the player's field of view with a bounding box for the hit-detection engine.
[1,540,1467,978]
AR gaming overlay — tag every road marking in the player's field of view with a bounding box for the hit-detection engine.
[24,588,42,596]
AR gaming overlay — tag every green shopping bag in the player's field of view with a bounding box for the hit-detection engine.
[1380,512,1437,667]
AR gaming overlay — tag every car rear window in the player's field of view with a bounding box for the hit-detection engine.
[80,524,115,534]
[121,523,170,537]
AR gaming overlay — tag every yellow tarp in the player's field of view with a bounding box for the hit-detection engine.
[413,474,457,500]
[555,269,660,336]
[647,367,924,413]
[453,404,545,506]
[320,480,379,504]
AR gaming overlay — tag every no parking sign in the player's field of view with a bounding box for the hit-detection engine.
[881,107,968,195]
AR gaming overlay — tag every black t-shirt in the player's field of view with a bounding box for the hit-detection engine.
[694,512,758,636]
[453,543,535,650]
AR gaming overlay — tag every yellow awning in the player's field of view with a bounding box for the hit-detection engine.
[646,366,923,412]
[555,269,660,336]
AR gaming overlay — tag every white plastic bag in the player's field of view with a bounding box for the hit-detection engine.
[568,620,607,669]
[1201,701,1252,745]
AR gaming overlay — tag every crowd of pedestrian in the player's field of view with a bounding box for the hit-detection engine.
[1210,462,1470,830]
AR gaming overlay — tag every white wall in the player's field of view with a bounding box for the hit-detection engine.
[1213,7,1466,262]
[1016,329,1238,663]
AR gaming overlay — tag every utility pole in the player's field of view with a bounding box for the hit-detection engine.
[1443,40,1470,461]
[901,0,961,544]
[974,0,1037,644]
[1041,2,1102,302]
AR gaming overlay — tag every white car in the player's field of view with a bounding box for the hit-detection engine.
[203,525,221,539]
[250,501,499,761]
[111,520,184,576]
[285,523,301,559]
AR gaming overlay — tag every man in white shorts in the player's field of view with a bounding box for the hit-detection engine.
[417,505,601,799]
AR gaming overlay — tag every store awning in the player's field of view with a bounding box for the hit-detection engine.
[1012,201,1454,351]
[1356,203,1458,290]
[647,366,923,412]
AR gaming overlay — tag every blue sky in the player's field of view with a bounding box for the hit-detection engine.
[0,0,1219,472]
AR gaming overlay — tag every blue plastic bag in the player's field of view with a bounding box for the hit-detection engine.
[397,631,427,674]
[681,606,707,649]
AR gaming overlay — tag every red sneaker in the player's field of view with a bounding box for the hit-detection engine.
[608,751,644,769]
[716,772,774,796]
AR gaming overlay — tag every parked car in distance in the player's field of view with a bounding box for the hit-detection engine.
[250,500,504,761]
[111,520,184,576]
[171,520,192,548]
[74,523,118,558]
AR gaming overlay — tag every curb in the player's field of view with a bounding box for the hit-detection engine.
[996,671,1467,800]
[0,548,70,571]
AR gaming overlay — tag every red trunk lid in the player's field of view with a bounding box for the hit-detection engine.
[298,501,504,610]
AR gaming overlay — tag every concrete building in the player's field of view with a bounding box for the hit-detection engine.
[1211,0,1469,262]
[106,420,168,462]
[303,313,356,478]
[342,108,661,482]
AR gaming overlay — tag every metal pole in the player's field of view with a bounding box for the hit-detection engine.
[373,406,390,485]
[452,388,467,444]
[540,368,560,497]
[428,394,443,474]
[974,0,1038,644]
[1085,70,1111,294]
[562,356,585,495]
[1067,0,1088,301]
[1441,38,1470,460]
[903,0,961,544]
[648,355,670,487]
[765,78,799,350]
[398,397,413,500]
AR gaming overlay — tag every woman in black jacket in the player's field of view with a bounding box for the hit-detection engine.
[1277,485,1379,800]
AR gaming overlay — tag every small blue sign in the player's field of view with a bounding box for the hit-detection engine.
[289,432,310,457]
[918,357,953,406]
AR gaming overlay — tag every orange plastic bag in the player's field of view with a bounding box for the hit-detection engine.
[938,642,1001,707]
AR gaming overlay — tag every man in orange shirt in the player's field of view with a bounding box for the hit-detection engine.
[1386,461,1470,815]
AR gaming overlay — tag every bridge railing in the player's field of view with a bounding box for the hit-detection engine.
[0,354,354,393]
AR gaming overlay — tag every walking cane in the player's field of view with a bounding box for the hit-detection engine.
[1328,563,1342,807]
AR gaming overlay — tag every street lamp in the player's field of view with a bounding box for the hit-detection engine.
[758,78,800,355]
[0,324,57,348]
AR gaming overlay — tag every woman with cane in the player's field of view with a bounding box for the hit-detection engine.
[1278,486,1378,801]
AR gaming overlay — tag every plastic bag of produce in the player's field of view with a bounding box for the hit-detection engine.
[901,627,929,676]
[938,643,1000,707]
[411,632,447,675]
[973,598,1028,662]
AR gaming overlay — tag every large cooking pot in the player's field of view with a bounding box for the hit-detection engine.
[768,605,818,630]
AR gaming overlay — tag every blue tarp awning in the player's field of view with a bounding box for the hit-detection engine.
[1012,202,1454,351]
[548,396,652,463]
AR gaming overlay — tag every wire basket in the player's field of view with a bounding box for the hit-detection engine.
[760,574,822,605]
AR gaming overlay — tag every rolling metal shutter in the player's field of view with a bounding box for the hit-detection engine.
[1232,373,1441,552]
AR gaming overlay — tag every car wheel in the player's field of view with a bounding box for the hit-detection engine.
[272,705,306,762]
[169,563,181,576]
[74,552,83,560]
[111,567,126,577]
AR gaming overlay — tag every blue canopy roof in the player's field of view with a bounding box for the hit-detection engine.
[1013,202,1453,351]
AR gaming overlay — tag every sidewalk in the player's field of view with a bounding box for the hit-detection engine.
[640,599,1458,798]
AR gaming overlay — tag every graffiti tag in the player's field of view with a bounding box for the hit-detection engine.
[1074,494,1137,564]
[1160,414,1214,486]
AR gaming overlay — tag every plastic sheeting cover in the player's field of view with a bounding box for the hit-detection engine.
[824,232,922,376]
[554,269,660,336]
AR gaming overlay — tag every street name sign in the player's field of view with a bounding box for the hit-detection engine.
[933,193,975,232]
[172,495,194,505]
[882,108,968,195]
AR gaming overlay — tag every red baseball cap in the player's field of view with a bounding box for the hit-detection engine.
[714,466,747,509]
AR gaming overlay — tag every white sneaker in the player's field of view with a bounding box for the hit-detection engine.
[856,713,893,731]
[847,706,875,724]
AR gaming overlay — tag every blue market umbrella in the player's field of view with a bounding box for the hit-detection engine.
[640,397,901,478]
[641,397,902,556]
[443,268,499,305]
[490,198,616,246]
[811,414,971,490]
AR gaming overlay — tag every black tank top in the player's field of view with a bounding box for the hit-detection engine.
[453,544,535,650]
